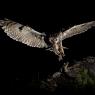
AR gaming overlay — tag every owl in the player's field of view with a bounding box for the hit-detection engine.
[0,18,95,60]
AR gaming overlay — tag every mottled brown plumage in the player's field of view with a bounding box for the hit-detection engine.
[0,18,95,60]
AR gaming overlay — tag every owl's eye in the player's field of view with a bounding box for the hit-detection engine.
[55,38,59,42]
[55,39,57,41]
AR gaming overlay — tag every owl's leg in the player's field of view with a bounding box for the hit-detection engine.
[58,55,63,61]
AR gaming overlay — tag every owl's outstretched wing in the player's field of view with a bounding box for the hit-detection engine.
[62,21,95,40]
[0,19,48,48]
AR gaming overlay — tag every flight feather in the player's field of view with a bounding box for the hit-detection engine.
[62,21,95,40]
[0,19,48,48]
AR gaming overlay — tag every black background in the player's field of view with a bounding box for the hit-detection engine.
[0,1,95,94]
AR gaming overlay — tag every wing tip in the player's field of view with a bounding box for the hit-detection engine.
[92,21,95,26]
[89,21,95,27]
[0,18,9,26]
[88,21,95,25]
[0,20,4,26]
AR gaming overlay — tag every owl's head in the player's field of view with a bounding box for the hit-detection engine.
[49,32,62,44]
[49,37,59,46]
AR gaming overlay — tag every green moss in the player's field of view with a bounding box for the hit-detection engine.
[74,67,95,87]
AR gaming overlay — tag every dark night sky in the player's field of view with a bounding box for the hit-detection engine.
[0,1,95,93]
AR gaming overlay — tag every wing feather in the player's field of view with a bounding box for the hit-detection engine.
[0,19,48,48]
[62,21,95,40]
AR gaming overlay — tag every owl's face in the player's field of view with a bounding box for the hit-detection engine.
[49,37,58,44]
[49,32,62,44]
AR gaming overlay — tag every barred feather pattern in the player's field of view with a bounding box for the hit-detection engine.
[62,21,95,40]
[0,19,48,48]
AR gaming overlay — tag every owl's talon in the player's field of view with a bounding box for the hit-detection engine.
[62,45,68,49]
[46,47,53,52]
